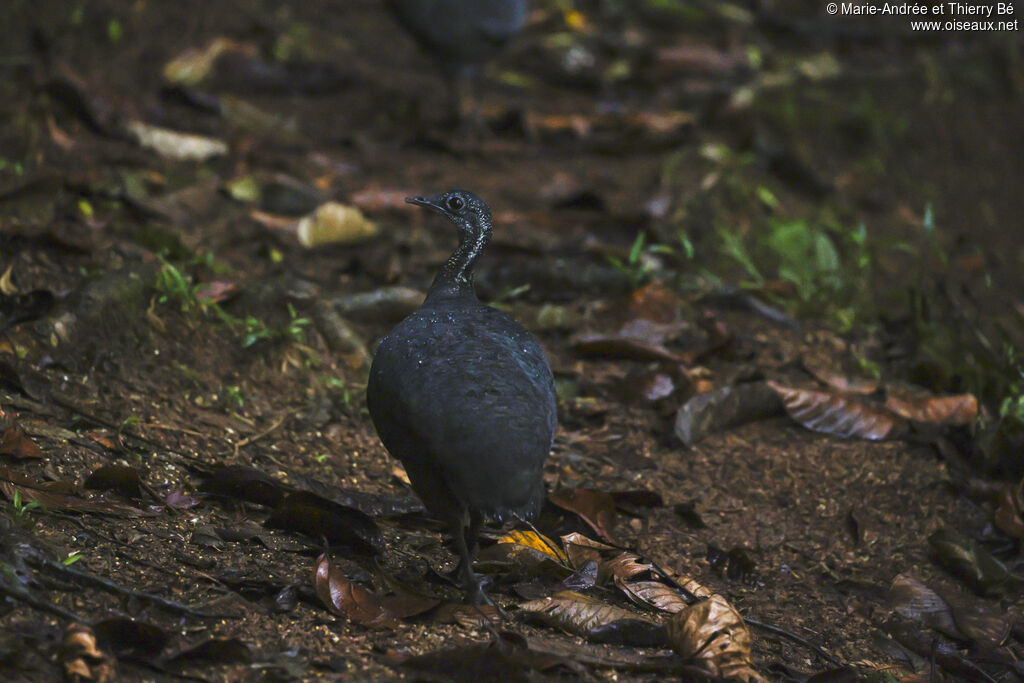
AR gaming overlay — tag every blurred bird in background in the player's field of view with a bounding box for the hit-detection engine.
[385,0,528,130]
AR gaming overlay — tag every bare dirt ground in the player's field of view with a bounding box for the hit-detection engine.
[1,0,1023,680]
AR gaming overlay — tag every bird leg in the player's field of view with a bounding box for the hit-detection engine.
[452,514,487,605]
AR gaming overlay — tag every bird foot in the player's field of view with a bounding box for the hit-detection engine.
[464,577,508,620]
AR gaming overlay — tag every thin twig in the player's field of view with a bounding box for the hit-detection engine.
[34,557,233,618]
[227,414,287,456]
[745,617,841,667]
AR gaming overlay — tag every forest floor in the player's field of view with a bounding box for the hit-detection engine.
[1,0,1023,680]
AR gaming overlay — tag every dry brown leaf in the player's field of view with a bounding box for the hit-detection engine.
[628,280,683,323]
[673,575,715,600]
[994,482,1024,539]
[0,424,44,459]
[497,529,569,563]
[570,331,684,364]
[311,554,437,629]
[0,467,155,517]
[666,594,764,682]
[889,573,960,638]
[194,280,240,305]
[890,573,1011,646]
[549,488,618,541]
[619,580,689,614]
[767,381,905,440]
[885,391,978,426]
[519,590,662,644]
[600,552,654,585]
[561,532,616,570]
[61,623,115,683]
[475,542,571,580]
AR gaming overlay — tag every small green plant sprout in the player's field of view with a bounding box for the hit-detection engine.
[0,159,26,176]
[241,316,275,348]
[606,232,673,289]
[63,551,84,566]
[241,304,311,348]
[107,18,122,44]
[155,256,203,312]
[11,489,41,517]
[319,375,352,406]
[285,303,311,343]
[226,385,244,409]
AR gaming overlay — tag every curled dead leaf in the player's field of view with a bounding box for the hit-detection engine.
[600,552,654,586]
[767,381,905,441]
[665,594,764,682]
[311,554,437,628]
[889,573,1010,647]
[519,590,665,646]
[297,202,378,247]
[885,390,978,426]
[560,532,617,570]
[61,623,115,683]
[620,580,690,614]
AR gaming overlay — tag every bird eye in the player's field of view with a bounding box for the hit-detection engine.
[446,196,465,212]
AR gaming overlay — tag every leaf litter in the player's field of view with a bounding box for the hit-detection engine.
[1,1,1021,680]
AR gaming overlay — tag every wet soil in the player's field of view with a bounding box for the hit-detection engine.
[1,0,1022,680]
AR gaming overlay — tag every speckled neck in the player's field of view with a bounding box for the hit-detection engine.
[427,212,491,300]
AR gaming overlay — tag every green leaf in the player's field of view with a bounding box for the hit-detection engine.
[628,232,646,265]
